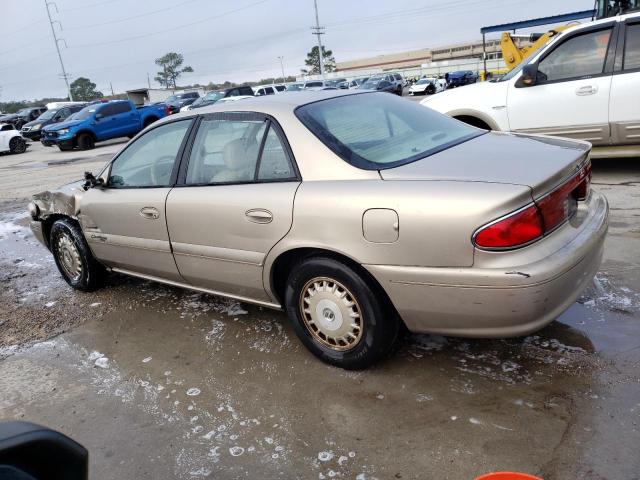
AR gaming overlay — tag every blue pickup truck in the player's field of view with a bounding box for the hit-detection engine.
[41,100,167,151]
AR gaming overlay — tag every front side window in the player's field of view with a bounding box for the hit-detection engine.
[185,119,266,185]
[108,120,190,188]
[295,92,481,170]
[537,28,612,82]
[624,23,640,70]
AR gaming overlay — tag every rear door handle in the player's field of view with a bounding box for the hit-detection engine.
[575,85,597,96]
[245,209,273,224]
[140,207,160,219]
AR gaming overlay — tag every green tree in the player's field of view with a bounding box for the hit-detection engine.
[154,52,194,89]
[70,77,103,101]
[301,46,336,75]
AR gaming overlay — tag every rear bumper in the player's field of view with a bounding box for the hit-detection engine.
[366,191,608,337]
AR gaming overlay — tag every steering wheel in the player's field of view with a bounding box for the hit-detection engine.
[149,155,177,186]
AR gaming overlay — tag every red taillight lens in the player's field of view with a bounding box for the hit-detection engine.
[474,160,591,250]
[165,104,171,116]
[474,204,544,249]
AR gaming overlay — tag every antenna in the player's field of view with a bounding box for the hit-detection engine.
[45,0,73,101]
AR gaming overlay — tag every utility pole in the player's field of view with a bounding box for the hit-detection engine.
[147,73,151,89]
[311,0,325,78]
[110,82,114,96]
[44,0,73,100]
[277,56,285,83]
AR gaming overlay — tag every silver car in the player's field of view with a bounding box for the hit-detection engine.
[28,91,608,369]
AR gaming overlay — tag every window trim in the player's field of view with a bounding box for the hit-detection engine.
[101,117,195,190]
[174,111,301,188]
[524,22,617,86]
[618,20,640,74]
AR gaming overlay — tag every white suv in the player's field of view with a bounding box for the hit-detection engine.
[421,12,640,158]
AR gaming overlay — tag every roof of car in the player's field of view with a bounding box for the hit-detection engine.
[167,89,362,120]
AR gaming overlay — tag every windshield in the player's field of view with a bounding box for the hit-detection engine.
[498,42,548,82]
[295,92,482,170]
[416,79,432,85]
[286,83,304,91]
[73,105,98,120]
[361,79,380,89]
[38,109,59,120]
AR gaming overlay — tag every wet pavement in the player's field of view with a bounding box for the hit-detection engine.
[0,142,639,479]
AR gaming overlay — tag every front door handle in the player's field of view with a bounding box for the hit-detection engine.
[575,85,597,96]
[140,207,160,219]
[245,209,273,224]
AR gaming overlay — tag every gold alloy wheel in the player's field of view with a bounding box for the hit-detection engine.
[299,277,363,351]
[56,232,82,281]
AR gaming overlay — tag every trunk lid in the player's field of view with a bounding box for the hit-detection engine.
[380,132,590,197]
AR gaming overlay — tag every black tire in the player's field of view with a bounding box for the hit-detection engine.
[77,133,95,150]
[58,144,74,151]
[284,257,400,370]
[9,136,26,154]
[50,218,105,292]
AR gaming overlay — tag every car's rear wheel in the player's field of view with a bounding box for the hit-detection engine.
[9,137,26,154]
[77,133,95,150]
[284,257,400,370]
[50,218,105,291]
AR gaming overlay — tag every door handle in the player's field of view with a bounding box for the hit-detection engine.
[575,85,597,96]
[245,209,273,224]
[140,207,160,219]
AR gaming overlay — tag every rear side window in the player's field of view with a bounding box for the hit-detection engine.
[537,28,612,82]
[394,73,402,80]
[275,85,286,92]
[185,119,266,185]
[258,126,295,180]
[306,81,323,88]
[295,92,481,170]
[624,23,640,70]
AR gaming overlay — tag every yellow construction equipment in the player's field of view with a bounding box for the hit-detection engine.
[500,27,571,71]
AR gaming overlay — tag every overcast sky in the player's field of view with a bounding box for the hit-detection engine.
[1,0,590,101]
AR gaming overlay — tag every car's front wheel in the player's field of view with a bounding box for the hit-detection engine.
[284,257,400,370]
[50,218,105,292]
[8,137,26,154]
[77,133,95,150]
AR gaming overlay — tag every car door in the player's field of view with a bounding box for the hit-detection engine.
[93,103,117,139]
[165,112,300,303]
[507,23,616,145]
[609,19,640,145]
[109,101,138,137]
[79,118,194,281]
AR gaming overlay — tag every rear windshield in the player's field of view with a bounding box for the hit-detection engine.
[295,92,482,170]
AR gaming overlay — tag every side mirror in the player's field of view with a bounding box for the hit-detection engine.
[518,63,540,87]
[0,421,88,480]
[83,171,105,190]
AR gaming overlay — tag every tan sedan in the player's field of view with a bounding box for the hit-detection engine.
[28,91,608,369]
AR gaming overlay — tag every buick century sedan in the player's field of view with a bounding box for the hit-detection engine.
[28,91,608,369]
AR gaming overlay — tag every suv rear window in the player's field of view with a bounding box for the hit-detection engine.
[295,92,482,170]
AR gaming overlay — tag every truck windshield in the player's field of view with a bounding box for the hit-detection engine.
[295,92,483,170]
[38,109,59,120]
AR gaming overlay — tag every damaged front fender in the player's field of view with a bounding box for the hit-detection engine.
[29,180,86,248]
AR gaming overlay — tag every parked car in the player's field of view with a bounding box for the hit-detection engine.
[324,78,347,88]
[183,86,255,111]
[347,77,369,89]
[3,107,47,130]
[444,70,477,88]
[358,77,397,93]
[285,82,305,91]
[359,74,403,94]
[254,85,287,96]
[21,104,87,141]
[303,80,328,90]
[409,77,446,95]
[40,100,166,151]
[165,92,200,114]
[0,123,28,154]
[422,11,640,158]
[28,90,606,369]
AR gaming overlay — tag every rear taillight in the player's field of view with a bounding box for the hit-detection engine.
[474,204,544,249]
[165,104,171,116]
[474,160,591,250]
